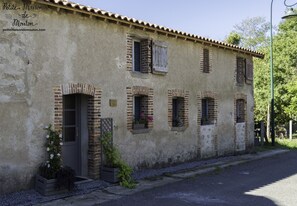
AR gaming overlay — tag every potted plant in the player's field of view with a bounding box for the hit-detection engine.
[100,132,135,188]
[35,125,75,196]
[133,113,153,130]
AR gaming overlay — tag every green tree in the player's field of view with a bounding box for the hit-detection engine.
[230,15,297,128]
[233,17,270,50]
[273,16,297,123]
[225,32,241,45]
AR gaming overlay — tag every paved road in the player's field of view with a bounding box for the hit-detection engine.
[101,151,297,206]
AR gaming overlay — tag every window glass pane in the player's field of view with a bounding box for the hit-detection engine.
[172,99,178,127]
[134,96,141,121]
[63,95,76,109]
[64,111,76,125]
[202,99,208,119]
[134,41,141,72]
[64,127,76,142]
[172,98,184,127]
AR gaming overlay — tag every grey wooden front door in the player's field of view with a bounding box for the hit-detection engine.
[62,94,88,176]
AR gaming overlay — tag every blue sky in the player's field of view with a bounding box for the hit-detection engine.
[73,0,291,41]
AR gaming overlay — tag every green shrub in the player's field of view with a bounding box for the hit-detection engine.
[101,132,136,188]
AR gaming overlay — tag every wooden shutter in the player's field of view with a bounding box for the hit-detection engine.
[236,57,245,84]
[140,39,151,73]
[203,48,210,73]
[236,99,245,123]
[152,41,168,74]
[245,58,253,84]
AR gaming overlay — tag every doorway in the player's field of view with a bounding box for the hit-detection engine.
[62,94,89,177]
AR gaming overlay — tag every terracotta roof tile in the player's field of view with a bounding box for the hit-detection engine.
[33,0,264,58]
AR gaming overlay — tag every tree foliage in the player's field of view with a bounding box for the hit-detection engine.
[232,17,270,50]
[225,32,241,45]
[231,15,297,125]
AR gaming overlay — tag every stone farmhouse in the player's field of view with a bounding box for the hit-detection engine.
[0,0,264,194]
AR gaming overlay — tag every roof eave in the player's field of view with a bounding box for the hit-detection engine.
[31,0,265,59]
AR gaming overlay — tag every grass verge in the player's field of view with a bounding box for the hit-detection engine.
[255,138,297,151]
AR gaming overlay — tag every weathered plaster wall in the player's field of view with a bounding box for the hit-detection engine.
[236,123,246,151]
[0,0,255,194]
[200,125,216,158]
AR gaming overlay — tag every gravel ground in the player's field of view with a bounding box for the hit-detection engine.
[0,155,242,206]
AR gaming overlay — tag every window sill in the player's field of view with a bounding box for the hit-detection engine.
[201,123,215,126]
[132,128,151,134]
[171,126,186,132]
[236,82,244,87]
[131,71,149,79]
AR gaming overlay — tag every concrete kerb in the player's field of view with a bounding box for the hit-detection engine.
[37,149,290,205]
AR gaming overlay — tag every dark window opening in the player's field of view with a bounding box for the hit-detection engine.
[133,41,141,72]
[172,97,184,127]
[201,98,215,125]
[133,95,149,130]
[236,99,245,123]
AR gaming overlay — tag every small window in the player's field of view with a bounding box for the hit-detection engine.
[172,97,184,127]
[133,40,141,72]
[236,99,245,123]
[236,57,246,84]
[133,95,149,130]
[201,98,215,125]
[203,48,210,73]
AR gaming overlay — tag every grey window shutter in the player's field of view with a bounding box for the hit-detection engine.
[236,57,245,84]
[236,99,245,123]
[245,58,253,83]
[203,48,210,73]
[152,41,168,74]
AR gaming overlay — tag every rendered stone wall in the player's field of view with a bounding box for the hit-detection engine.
[0,0,255,194]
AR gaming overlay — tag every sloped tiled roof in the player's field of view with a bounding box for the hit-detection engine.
[32,0,264,58]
